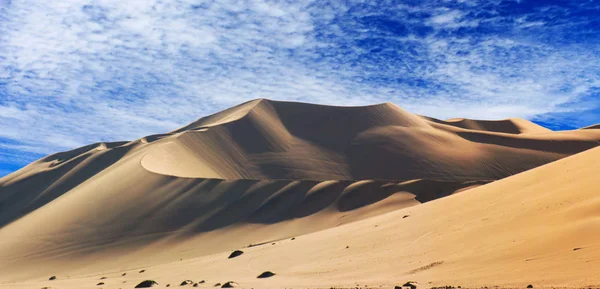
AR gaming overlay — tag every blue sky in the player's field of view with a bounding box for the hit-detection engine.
[1,0,599,176]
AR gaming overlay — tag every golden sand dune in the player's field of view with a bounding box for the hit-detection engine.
[0,99,599,288]
[142,99,599,180]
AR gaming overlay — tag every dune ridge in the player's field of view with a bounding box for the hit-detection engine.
[436,117,552,134]
[581,123,600,130]
[1,99,600,287]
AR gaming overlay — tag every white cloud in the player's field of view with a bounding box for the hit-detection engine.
[0,0,599,174]
[430,10,463,25]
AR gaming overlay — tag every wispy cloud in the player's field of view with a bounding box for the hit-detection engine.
[1,0,600,175]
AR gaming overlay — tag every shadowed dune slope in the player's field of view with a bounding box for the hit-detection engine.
[2,139,600,289]
[1,99,600,284]
[0,146,483,280]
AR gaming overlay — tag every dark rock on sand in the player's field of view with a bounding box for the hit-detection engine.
[135,280,159,288]
[398,281,417,289]
[257,271,275,278]
[221,281,237,288]
[228,250,244,259]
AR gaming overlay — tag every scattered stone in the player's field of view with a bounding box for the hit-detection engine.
[193,283,199,287]
[291,237,295,240]
[346,246,349,249]
[100,277,107,279]
[527,285,533,288]
[403,215,410,218]
[49,276,56,281]
[134,280,159,288]
[122,273,127,276]
[398,281,418,289]
[167,285,171,287]
[228,250,244,259]
[221,281,237,288]
[257,271,275,278]
[139,270,146,273]
[214,283,221,287]
[272,243,275,245]
[199,280,206,284]
[97,282,105,286]
[574,247,582,251]
[180,280,194,286]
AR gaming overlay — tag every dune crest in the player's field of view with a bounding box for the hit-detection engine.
[581,123,600,130]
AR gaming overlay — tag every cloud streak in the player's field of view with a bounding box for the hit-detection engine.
[1,0,599,175]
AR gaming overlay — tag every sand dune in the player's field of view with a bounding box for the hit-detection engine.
[581,124,600,130]
[141,99,600,180]
[432,117,552,134]
[123,145,599,288]
[1,99,599,288]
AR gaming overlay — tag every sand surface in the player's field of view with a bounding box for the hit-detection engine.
[1,99,599,288]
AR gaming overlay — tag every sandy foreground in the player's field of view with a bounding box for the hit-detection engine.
[0,99,599,289]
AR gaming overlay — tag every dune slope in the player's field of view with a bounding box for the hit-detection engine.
[1,99,600,287]
[2,131,600,289]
